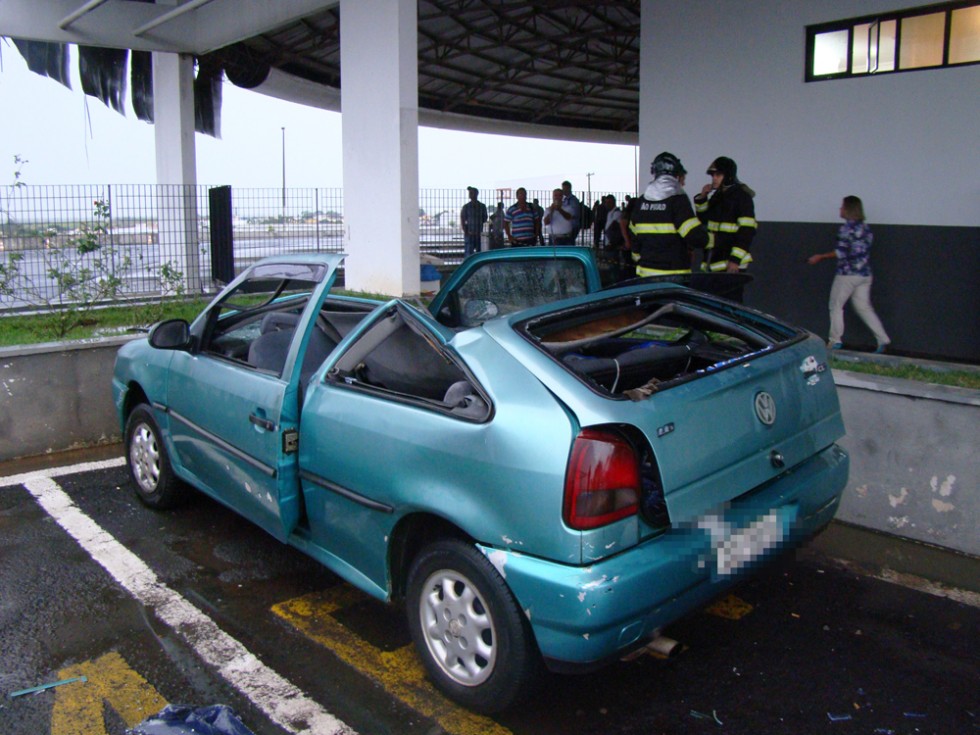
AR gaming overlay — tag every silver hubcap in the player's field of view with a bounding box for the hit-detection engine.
[419,569,497,687]
[130,422,160,494]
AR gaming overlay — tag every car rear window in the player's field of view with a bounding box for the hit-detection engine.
[518,290,804,398]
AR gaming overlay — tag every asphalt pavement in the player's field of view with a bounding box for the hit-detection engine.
[1,450,977,735]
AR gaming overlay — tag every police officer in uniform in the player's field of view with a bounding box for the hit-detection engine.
[621,152,708,276]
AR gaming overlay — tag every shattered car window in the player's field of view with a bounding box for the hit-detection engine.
[454,259,589,326]
[203,274,317,371]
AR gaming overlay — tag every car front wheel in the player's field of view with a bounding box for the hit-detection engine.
[406,538,540,713]
[125,404,186,509]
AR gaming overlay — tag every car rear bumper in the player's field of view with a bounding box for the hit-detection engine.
[477,443,848,671]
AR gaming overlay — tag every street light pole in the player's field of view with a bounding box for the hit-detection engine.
[281,126,286,214]
[586,171,594,205]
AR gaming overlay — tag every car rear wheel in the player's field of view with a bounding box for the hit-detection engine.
[406,538,540,713]
[125,404,186,509]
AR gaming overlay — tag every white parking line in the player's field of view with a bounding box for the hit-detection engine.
[5,460,356,735]
[0,456,126,488]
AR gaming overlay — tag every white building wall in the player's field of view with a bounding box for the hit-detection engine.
[640,0,980,227]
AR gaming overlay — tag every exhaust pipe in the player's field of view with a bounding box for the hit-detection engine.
[645,635,681,658]
[621,634,682,662]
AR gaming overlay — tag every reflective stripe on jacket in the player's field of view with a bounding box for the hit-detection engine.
[628,192,708,274]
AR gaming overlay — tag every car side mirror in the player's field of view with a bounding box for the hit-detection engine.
[149,319,192,351]
[461,298,499,326]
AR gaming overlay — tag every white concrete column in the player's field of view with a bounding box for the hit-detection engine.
[340,0,420,296]
[152,52,202,292]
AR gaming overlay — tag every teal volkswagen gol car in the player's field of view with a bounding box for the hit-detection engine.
[113,248,847,713]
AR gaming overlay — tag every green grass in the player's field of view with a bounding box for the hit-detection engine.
[0,298,210,346]
[830,358,980,391]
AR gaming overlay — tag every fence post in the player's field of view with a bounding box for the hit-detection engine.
[107,184,116,281]
[208,186,234,285]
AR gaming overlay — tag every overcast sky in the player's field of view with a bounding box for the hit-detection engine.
[0,42,639,199]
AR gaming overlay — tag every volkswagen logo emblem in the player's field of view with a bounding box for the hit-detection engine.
[754,391,777,425]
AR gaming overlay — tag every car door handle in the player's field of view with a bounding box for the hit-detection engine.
[249,413,277,431]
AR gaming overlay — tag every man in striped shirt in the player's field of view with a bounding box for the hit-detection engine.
[504,187,541,246]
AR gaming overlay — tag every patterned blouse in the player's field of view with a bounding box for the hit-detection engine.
[835,220,873,276]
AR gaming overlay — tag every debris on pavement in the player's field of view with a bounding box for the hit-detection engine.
[690,709,724,725]
[8,675,87,698]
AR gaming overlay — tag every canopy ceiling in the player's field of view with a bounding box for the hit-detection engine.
[216,1,640,133]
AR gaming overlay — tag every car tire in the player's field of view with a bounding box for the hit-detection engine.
[406,538,540,713]
[125,404,187,509]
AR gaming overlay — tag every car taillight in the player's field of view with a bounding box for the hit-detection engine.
[564,428,640,530]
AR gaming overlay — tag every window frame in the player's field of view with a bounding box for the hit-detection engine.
[805,1,980,82]
[325,302,493,422]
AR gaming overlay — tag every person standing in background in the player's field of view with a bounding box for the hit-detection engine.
[544,187,577,245]
[592,199,607,247]
[504,187,541,247]
[531,198,546,245]
[488,201,505,249]
[460,186,488,258]
[561,181,582,242]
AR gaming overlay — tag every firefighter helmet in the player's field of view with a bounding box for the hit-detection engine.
[707,157,738,186]
[651,152,687,178]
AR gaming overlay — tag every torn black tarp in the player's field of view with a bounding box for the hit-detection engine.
[194,56,222,138]
[78,46,128,114]
[131,50,154,123]
[127,704,255,735]
[9,38,222,137]
[12,39,71,88]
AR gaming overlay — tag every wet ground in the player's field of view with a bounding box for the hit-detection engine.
[1,452,977,735]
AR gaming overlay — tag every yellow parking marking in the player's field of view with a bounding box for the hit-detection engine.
[704,594,754,620]
[51,651,168,735]
[273,587,514,735]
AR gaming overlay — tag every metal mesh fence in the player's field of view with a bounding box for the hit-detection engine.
[0,184,632,310]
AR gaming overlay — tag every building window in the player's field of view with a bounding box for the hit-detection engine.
[950,4,980,62]
[806,1,980,81]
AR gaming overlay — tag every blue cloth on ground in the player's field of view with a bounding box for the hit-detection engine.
[126,704,255,735]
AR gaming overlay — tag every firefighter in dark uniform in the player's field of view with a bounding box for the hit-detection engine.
[693,156,757,275]
[621,152,708,276]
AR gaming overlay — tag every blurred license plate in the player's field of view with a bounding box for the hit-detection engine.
[716,511,785,576]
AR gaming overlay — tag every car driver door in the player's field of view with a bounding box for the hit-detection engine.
[165,259,339,541]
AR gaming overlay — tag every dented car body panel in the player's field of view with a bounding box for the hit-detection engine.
[479,442,847,671]
[113,249,848,678]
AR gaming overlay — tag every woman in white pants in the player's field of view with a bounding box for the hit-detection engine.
[807,196,890,353]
